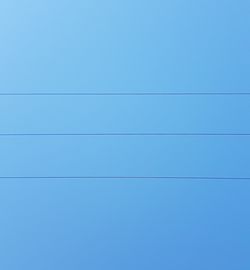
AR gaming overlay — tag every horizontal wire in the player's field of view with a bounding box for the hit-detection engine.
[0,94,248,180]
[0,176,250,180]
[0,92,250,96]
[0,94,249,180]
[0,133,250,136]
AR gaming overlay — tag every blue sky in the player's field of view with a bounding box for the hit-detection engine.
[0,0,250,269]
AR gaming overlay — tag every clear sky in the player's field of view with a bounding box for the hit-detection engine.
[0,0,250,269]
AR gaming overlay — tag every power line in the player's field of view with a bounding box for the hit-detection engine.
[0,176,249,180]
[0,133,250,136]
[0,92,250,96]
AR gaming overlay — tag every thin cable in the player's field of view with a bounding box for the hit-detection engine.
[0,176,249,180]
[0,92,250,96]
[0,133,250,136]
